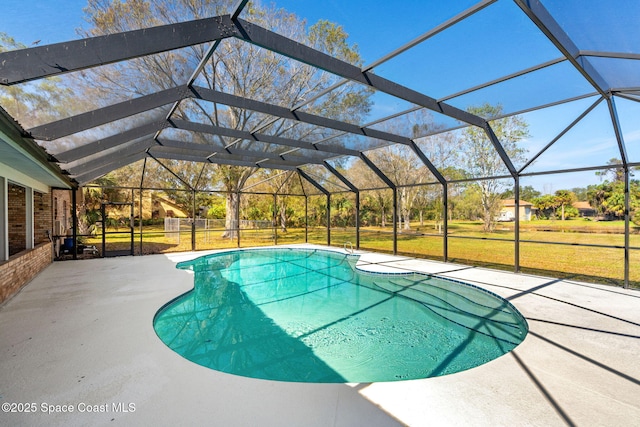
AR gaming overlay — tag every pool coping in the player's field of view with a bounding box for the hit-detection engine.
[1,243,638,426]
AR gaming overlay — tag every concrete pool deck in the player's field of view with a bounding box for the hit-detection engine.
[1,245,638,426]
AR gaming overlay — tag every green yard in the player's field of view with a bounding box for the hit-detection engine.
[81,219,639,288]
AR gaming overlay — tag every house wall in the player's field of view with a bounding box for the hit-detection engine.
[8,182,27,256]
[0,242,53,304]
[1,183,55,304]
[501,204,532,221]
[33,190,51,245]
[0,106,72,305]
[7,185,54,254]
[519,206,531,221]
[52,189,72,237]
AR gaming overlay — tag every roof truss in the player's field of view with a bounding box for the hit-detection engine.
[0,1,634,189]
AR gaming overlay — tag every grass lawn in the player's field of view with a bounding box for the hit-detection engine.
[79,220,638,288]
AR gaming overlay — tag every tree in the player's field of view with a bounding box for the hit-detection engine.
[78,174,132,234]
[532,194,559,219]
[501,185,541,202]
[592,160,640,223]
[254,170,304,232]
[413,121,464,227]
[586,180,638,220]
[595,158,624,183]
[356,144,431,231]
[0,33,76,131]
[349,110,447,231]
[355,189,387,227]
[570,187,588,202]
[531,190,578,220]
[602,191,626,218]
[461,103,528,232]
[440,167,469,221]
[412,185,434,227]
[348,157,393,227]
[453,185,483,221]
[554,190,576,221]
[331,194,356,228]
[81,0,372,239]
[206,198,226,219]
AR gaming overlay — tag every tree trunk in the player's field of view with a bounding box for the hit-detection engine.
[561,204,565,221]
[481,193,495,233]
[479,181,498,233]
[399,188,411,230]
[403,209,411,230]
[483,206,494,232]
[279,202,287,232]
[222,192,238,239]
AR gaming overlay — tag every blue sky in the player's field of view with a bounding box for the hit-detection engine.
[1,0,636,194]
[1,0,88,45]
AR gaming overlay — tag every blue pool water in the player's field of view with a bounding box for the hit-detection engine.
[154,248,528,383]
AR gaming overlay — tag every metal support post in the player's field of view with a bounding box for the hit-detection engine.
[514,176,520,273]
[191,190,196,251]
[443,182,448,262]
[72,188,78,260]
[355,191,360,250]
[139,189,143,255]
[305,196,308,243]
[327,194,331,246]
[236,192,241,248]
[130,189,134,255]
[393,188,398,255]
[273,193,278,246]
[624,167,630,288]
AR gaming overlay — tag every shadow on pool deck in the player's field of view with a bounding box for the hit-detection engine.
[495,276,640,427]
[1,245,638,426]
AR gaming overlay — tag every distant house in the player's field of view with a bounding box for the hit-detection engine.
[573,201,596,218]
[128,194,189,220]
[151,195,189,218]
[500,199,534,221]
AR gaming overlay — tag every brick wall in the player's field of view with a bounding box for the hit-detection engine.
[0,242,53,305]
[8,183,26,256]
[33,191,52,245]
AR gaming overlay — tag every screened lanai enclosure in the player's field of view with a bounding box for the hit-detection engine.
[1,0,639,288]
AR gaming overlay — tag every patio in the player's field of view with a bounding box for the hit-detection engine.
[1,245,638,426]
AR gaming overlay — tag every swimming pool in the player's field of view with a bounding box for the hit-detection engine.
[154,248,528,382]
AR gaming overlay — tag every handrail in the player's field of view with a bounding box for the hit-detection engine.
[344,241,354,254]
